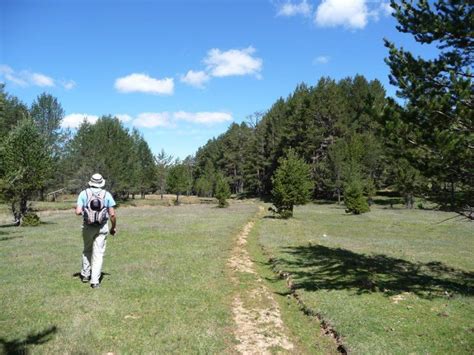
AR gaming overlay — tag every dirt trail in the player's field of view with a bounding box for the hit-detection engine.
[228,207,294,354]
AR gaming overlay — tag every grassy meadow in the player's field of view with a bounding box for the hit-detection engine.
[252,202,474,354]
[0,202,257,353]
[1,198,473,354]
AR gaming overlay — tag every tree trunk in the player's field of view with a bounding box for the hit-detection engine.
[405,193,414,209]
[450,181,455,209]
[20,197,28,216]
[11,202,20,225]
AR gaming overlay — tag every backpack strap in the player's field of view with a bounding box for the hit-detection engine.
[85,188,93,204]
[98,190,107,207]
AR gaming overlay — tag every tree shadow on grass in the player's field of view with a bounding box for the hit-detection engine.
[277,245,474,299]
[0,235,24,242]
[0,326,57,354]
[372,198,403,206]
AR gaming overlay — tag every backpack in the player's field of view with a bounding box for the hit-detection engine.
[83,188,108,225]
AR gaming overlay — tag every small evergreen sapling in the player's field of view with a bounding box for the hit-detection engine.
[344,178,370,214]
[215,173,231,208]
[271,149,313,218]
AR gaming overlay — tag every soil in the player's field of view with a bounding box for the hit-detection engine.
[228,207,294,354]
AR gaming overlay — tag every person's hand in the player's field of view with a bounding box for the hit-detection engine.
[110,227,117,236]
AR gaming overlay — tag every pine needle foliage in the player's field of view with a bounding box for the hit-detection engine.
[344,178,370,214]
[215,173,231,208]
[271,149,313,218]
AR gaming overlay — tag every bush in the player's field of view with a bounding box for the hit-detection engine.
[22,212,41,226]
[344,180,370,214]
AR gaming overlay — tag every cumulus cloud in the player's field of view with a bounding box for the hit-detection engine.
[315,0,369,29]
[313,55,330,64]
[174,111,232,124]
[180,70,210,88]
[0,65,61,88]
[115,73,174,95]
[314,0,393,29]
[204,47,263,78]
[62,113,99,129]
[277,0,312,17]
[133,112,173,128]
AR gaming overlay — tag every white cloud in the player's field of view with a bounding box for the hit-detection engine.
[115,73,174,95]
[0,65,58,87]
[180,70,210,88]
[62,80,76,90]
[277,0,312,17]
[204,47,263,78]
[315,0,369,29]
[314,0,392,29]
[115,114,133,123]
[313,55,330,64]
[130,111,233,127]
[62,113,99,129]
[0,65,28,86]
[174,111,232,124]
[133,112,173,128]
[30,72,54,87]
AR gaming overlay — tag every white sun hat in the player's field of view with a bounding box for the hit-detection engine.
[88,173,106,188]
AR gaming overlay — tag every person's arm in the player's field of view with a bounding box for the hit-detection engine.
[76,191,85,216]
[108,207,117,235]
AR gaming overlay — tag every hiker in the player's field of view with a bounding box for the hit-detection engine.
[75,173,117,288]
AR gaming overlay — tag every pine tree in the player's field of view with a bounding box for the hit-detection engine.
[30,93,65,158]
[167,163,191,204]
[215,173,231,208]
[155,149,173,199]
[271,149,313,218]
[0,119,52,223]
[384,0,473,212]
[344,177,370,215]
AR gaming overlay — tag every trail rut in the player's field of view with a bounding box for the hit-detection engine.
[228,207,294,354]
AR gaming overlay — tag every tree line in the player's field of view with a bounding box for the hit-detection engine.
[0,0,471,222]
[193,0,472,216]
[0,87,233,222]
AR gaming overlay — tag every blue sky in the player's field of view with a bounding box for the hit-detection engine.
[1,0,436,159]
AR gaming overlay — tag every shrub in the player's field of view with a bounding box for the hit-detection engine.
[22,212,41,227]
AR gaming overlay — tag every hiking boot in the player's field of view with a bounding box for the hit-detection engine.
[80,275,91,283]
[91,283,100,289]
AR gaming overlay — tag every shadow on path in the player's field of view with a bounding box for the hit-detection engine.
[276,245,473,299]
[0,326,58,355]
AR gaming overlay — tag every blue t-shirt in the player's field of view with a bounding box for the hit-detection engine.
[77,188,116,209]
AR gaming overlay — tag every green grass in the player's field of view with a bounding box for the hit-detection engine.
[2,199,473,353]
[246,218,339,354]
[254,202,474,354]
[0,202,257,353]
